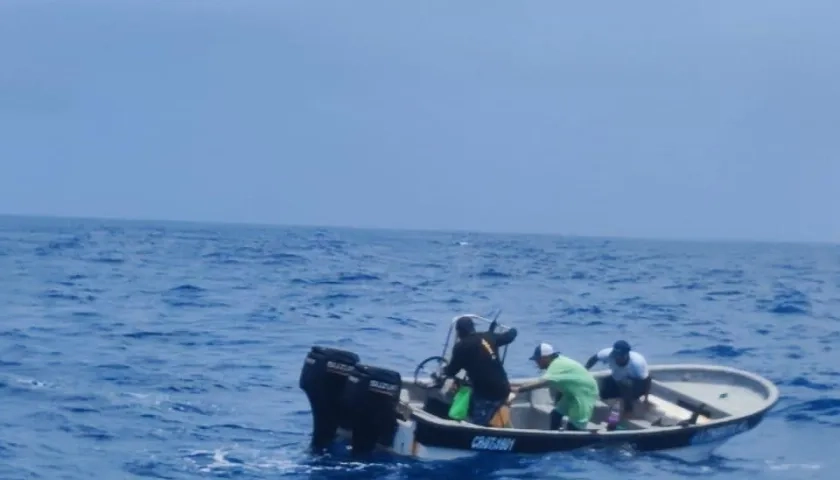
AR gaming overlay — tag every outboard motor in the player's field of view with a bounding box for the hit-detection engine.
[299,346,360,451]
[340,364,402,457]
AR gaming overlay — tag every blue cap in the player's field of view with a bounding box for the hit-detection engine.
[610,340,631,357]
[529,343,555,360]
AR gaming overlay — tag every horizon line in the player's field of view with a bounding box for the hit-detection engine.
[0,211,835,248]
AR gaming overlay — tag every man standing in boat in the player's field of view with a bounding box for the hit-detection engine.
[512,343,599,431]
[584,340,652,416]
[438,315,518,428]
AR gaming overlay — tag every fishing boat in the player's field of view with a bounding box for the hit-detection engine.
[298,312,780,463]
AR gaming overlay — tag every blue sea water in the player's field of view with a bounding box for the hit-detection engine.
[0,215,838,480]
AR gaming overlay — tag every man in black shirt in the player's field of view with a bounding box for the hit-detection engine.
[440,315,518,427]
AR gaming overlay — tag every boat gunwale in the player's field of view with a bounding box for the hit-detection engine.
[401,362,780,439]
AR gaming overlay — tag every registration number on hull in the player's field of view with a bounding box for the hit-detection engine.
[689,421,750,445]
[471,435,516,451]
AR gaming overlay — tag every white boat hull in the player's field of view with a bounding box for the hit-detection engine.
[298,316,780,465]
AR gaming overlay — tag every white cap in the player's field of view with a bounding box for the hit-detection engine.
[529,342,555,360]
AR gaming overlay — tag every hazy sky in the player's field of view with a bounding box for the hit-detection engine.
[1,0,837,242]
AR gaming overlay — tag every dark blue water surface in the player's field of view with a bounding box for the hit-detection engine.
[1,215,838,479]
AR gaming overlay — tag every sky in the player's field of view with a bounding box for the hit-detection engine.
[0,0,838,243]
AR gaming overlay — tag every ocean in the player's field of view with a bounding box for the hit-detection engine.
[0,215,837,479]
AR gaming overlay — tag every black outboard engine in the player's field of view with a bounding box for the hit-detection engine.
[340,364,403,457]
[299,346,360,452]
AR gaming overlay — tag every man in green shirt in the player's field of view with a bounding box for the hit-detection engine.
[512,343,599,431]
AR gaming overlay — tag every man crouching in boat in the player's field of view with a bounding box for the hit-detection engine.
[584,340,651,417]
[438,316,518,428]
[512,343,599,431]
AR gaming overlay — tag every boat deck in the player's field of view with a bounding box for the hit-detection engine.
[656,380,767,418]
[400,364,777,433]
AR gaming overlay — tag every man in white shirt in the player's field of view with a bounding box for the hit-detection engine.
[584,340,652,415]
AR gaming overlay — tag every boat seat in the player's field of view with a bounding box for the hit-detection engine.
[648,394,710,424]
[624,417,653,429]
[622,394,710,429]
[650,380,731,418]
[530,398,610,412]
[529,401,607,432]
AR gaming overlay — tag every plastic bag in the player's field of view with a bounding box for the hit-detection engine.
[448,385,472,420]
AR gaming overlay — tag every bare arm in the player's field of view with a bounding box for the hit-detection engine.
[641,375,652,400]
[514,378,551,394]
[584,354,599,370]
